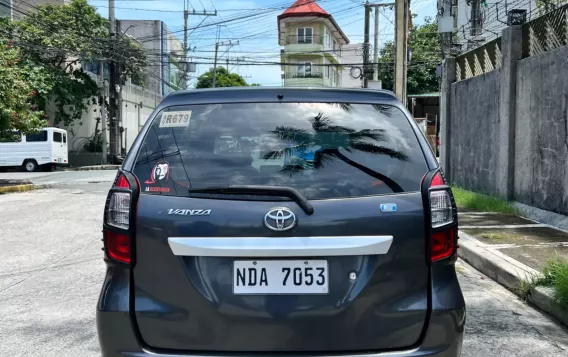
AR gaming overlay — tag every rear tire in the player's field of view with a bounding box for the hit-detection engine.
[23,160,38,172]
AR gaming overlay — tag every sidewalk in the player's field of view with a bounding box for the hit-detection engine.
[457,209,568,326]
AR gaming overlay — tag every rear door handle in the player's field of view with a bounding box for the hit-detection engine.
[168,236,393,257]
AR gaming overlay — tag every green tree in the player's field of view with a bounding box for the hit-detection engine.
[0,39,51,139]
[377,17,441,94]
[196,67,253,88]
[0,0,147,129]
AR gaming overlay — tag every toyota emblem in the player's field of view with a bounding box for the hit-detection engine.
[264,208,296,231]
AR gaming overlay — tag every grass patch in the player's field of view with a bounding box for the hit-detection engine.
[519,260,568,309]
[541,260,568,308]
[480,232,506,241]
[450,186,519,214]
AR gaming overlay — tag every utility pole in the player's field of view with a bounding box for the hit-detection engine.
[470,0,482,37]
[363,1,371,88]
[226,57,230,74]
[394,0,409,104]
[373,5,379,81]
[183,3,216,89]
[108,0,120,163]
[367,3,394,82]
[212,38,238,88]
[99,61,107,165]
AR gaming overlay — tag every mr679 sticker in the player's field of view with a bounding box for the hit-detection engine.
[159,111,192,128]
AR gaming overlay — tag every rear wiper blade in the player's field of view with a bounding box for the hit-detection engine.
[188,185,314,215]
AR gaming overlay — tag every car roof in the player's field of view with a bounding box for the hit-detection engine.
[159,87,402,108]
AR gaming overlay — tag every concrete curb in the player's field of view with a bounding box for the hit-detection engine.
[458,230,568,327]
[66,165,120,171]
[0,184,34,194]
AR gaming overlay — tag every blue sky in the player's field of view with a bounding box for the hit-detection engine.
[89,0,436,87]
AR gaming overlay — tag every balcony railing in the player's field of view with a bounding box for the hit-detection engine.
[283,71,324,79]
[285,35,324,45]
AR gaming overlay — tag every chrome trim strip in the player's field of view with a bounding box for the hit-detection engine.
[168,236,393,257]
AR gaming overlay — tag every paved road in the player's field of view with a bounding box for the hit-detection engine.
[0,182,567,356]
[0,170,117,191]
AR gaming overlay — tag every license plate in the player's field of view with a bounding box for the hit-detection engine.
[233,260,328,295]
[57,158,62,163]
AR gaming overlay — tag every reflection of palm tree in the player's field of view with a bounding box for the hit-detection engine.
[263,112,408,193]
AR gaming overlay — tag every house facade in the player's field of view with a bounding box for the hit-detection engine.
[277,0,349,87]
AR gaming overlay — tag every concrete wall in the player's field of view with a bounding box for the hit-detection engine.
[341,44,363,88]
[514,45,568,215]
[62,76,160,157]
[442,26,568,215]
[449,70,501,195]
[120,20,163,95]
[10,0,67,20]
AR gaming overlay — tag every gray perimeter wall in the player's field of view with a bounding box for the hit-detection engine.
[444,42,568,214]
[515,46,568,215]
[449,70,501,196]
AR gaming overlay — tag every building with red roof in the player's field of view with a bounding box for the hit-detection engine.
[277,0,350,87]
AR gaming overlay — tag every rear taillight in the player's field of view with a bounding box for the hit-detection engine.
[104,172,136,264]
[431,190,453,227]
[105,231,131,263]
[429,172,456,262]
[108,192,131,229]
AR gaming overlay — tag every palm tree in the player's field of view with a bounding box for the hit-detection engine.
[262,112,409,193]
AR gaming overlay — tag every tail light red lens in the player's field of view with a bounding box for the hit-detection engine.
[105,231,131,263]
[429,171,456,262]
[115,173,130,189]
[431,228,456,262]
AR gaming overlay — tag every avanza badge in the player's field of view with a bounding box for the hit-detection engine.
[159,111,192,128]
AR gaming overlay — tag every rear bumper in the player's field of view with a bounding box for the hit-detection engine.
[97,310,463,357]
[97,264,465,357]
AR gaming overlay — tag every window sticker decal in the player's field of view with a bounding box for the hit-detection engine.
[159,111,192,128]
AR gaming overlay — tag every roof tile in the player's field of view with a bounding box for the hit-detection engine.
[281,0,328,15]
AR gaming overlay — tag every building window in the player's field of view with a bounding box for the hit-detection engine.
[331,69,335,86]
[325,65,329,78]
[326,31,331,47]
[297,62,312,77]
[296,27,313,44]
[333,40,337,53]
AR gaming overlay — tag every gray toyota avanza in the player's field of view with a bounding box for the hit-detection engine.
[97,87,465,357]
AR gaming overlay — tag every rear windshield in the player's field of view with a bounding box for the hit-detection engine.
[132,102,428,200]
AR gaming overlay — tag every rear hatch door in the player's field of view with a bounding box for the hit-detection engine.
[130,101,431,352]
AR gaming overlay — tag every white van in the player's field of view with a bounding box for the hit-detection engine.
[0,128,69,172]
